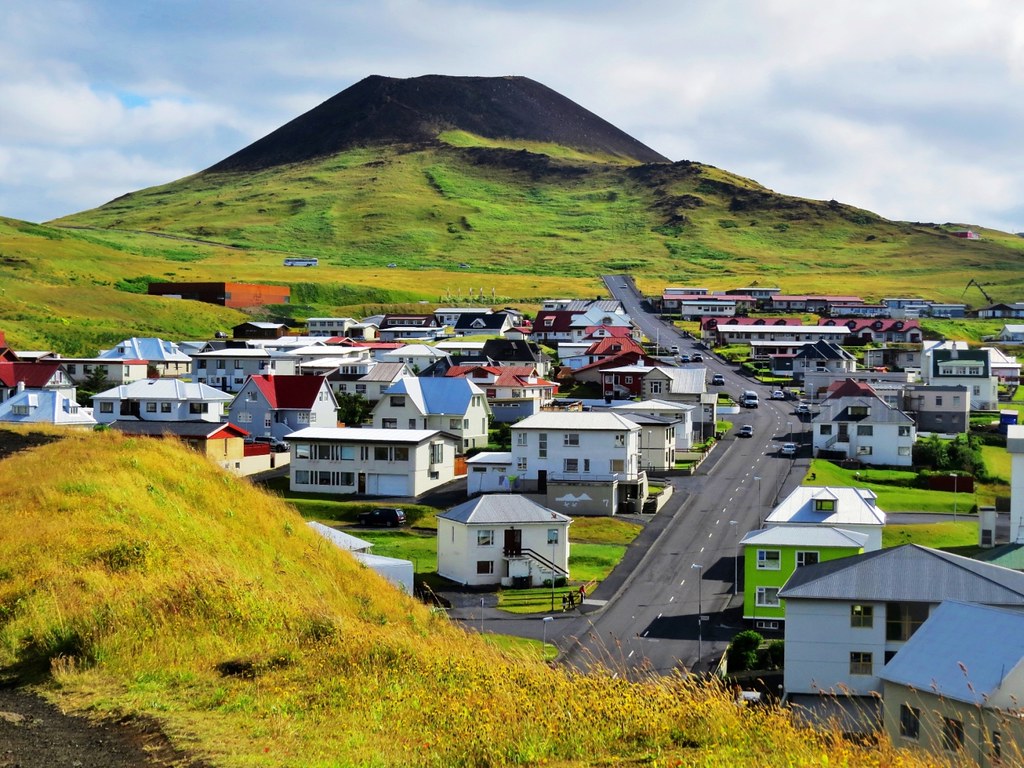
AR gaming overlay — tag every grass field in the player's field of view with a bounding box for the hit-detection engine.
[883,522,979,549]
[807,460,974,512]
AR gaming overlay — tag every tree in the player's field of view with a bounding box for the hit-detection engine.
[76,366,112,407]
[728,629,763,672]
[336,392,373,426]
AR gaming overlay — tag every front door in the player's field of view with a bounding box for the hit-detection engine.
[357,472,366,494]
[503,528,522,557]
[537,469,547,494]
[838,423,849,443]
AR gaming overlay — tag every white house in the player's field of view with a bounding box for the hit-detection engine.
[779,545,1024,698]
[812,379,916,466]
[444,364,556,423]
[306,522,414,593]
[371,377,490,452]
[287,427,460,497]
[610,399,694,451]
[93,379,233,424]
[98,337,192,378]
[0,386,96,427]
[764,485,886,551]
[191,348,299,392]
[57,358,150,387]
[436,495,571,587]
[511,411,647,515]
[466,451,514,496]
[379,344,451,372]
[921,342,999,410]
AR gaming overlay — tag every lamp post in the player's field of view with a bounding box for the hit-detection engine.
[691,563,704,666]
[950,472,958,522]
[729,520,739,596]
[542,615,553,660]
[754,476,762,528]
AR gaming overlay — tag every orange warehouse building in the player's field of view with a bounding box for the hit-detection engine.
[148,282,291,308]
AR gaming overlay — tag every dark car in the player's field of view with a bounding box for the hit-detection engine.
[357,507,407,527]
[252,436,289,452]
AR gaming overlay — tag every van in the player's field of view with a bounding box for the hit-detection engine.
[741,390,759,408]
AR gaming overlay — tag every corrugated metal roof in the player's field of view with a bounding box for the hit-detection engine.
[740,526,869,548]
[779,545,1024,605]
[439,495,572,525]
[307,521,372,552]
[287,427,446,444]
[383,377,485,415]
[96,378,233,402]
[765,486,885,527]
[514,411,640,431]
[879,601,1024,705]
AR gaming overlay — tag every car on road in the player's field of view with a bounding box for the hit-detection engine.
[737,425,754,438]
[249,436,289,452]
[711,373,725,385]
[670,345,680,354]
[357,507,407,527]
[780,442,798,456]
[796,403,810,414]
[691,353,703,362]
[678,354,691,363]
[770,390,785,400]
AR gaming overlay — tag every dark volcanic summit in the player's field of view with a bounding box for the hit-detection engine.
[205,74,670,172]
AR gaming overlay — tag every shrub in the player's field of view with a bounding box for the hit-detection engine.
[729,629,763,672]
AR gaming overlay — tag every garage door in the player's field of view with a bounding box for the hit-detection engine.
[373,474,408,497]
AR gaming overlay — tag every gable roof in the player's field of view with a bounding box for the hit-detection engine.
[740,526,869,549]
[439,494,572,525]
[514,411,639,432]
[383,377,486,415]
[94,378,233,402]
[0,361,64,388]
[793,340,855,361]
[585,336,645,357]
[452,313,510,332]
[766,486,886,527]
[248,374,330,409]
[480,338,545,363]
[779,544,1024,605]
[575,351,658,374]
[824,378,878,400]
[359,362,409,382]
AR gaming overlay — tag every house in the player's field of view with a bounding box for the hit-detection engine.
[0,361,74,403]
[109,420,249,466]
[55,358,150,388]
[811,379,916,466]
[572,354,659,395]
[700,317,804,347]
[880,601,1024,767]
[232,321,289,340]
[229,374,338,441]
[191,347,299,393]
[436,495,571,588]
[480,338,551,377]
[287,427,459,497]
[861,344,921,373]
[328,361,412,405]
[921,342,999,410]
[379,344,451,373]
[779,544,1024,698]
[769,295,865,313]
[371,377,490,452]
[0,386,96,427]
[790,340,857,383]
[307,522,414,593]
[466,451,514,495]
[531,299,627,344]
[902,385,970,434]
[609,398,694,451]
[305,317,362,337]
[985,346,1021,385]
[740,526,868,631]
[98,337,192,378]
[510,411,647,515]
[764,485,886,550]
[559,335,646,371]
[450,311,515,337]
[979,302,1024,320]
[823,318,923,344]
[444,364,556,423]
[93,379,233,424]
[147,281,291,308]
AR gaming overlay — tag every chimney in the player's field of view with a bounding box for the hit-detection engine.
[16,381,25,394]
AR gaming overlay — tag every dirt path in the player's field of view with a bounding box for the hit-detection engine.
[0,688,209,768]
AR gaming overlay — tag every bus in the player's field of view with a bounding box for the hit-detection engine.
[283,257,318,267]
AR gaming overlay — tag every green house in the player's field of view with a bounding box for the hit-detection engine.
[740,526,868,631]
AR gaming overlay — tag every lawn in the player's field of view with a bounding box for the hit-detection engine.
[981,444,1012,483]
[883,522,979,549]
[349,528,438,574]
[806,460,966,513]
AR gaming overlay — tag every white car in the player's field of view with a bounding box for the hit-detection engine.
[770,390,786,400]
[796,403,810,414]
[780,443,798,456]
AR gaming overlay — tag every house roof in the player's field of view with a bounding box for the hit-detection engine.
[814,390,915,425]
[778,544,1024,605]
[99,337,191,362]
[585,336,645,357]
[359,362,409,382]
[879,601,1024,706]
[381,344,448,360]
[765,485,886,527]
[703,317,804,329]
[247,374,330,409]
[287,427,452,444]
[793,340,855,361]
[465,451,513,465]
[109,420,249,439]
[480,338,545,363]
[439,494,572,525]
[452,313,509,332]
[95,378,233,402]
[611,399,695,413]
[575,351,657,374]
[740,526,869,549]
[0,388,96,426]
[647,366,707,394]
[0,361,64,388]
[383,377,486,415]
[514,411,640,431]
[306,521,372,552]
[581,325,634,338]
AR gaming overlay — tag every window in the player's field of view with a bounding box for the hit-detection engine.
[941,717,965,752]
[234,360,243,369]
[477,530,494,547]
[898,425,911,436]
[100,402,113,413]
[886,602,928,641]
[355,384,366,394]
[516,432,527,446]
[990,731,1002,762]
[294,444,311,459]
[850,604,873,628]
[246,390,257,401]
[898,446,911,456]
[374,446,389,461]
[935,396,943,406]
[610,459,624,473]
[857,425,873,436]
[393,446,409,461]
[538,433,547,458]
[516,457,528,471]
[615,433,625,447]
[857,445,873,455]
[755,587,780,607]
[898,705,920,740]
[564,458,579,473]
[295,470,309,484]
[757,550,780,570]
[389,395,405,407]
[820,424,832,435]
[189,402,206,414]
[849,652,872,675]
[650,381,662,394]
[563,433,579,447]
[11,405,30,415]
[146,402,157,413]
[382,418,398,429]
[450,418,462,430]
[297,412,309,423]
[547,529,559,545]
[583,458,590,472]
[814,499,835,512]
[476,560,494,575]
[796,551,819,568]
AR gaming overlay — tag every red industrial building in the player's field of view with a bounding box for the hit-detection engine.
[148,282,290,308]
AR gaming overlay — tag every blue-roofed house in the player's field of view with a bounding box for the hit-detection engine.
[98,337,192,378]
[436,495,571,587]
[371,377,491,453]
[880,601,1024,765]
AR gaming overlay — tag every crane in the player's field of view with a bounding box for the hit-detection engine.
[962,278,994,305]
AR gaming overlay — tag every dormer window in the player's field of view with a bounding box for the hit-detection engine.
[814,499,836,512]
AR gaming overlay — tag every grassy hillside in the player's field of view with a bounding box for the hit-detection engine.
[0,427,950,767]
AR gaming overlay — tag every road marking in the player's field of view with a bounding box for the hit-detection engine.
[680,580,685,586]
[669,595,675,602]
[657,612,663,619]
[708,532,713,538]
[628,650,635,658]
[699,546,704,553]
[642,630,649,637]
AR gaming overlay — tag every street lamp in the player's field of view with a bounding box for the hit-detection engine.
[729,520,739,596]
[691,563,704,666]
[950,472,958,522]
[542,615,554,659]
[754,476,762,528]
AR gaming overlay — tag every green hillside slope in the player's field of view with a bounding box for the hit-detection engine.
[0,427,952,767]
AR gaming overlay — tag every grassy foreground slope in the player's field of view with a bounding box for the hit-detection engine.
[0,428,945,767]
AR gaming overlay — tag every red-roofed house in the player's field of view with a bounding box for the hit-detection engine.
[812,379,916,466]
[571,351,663,392]
[561,335,646,370]
[701,317,804,346]
[445,364,557,422]
[0,361,72,403]
[822,318,923,344]
[228,374,338,441]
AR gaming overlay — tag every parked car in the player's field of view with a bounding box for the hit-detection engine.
[251,436,289,452]
[738,425,754,438]
[711,373,725,385]
[780,442,798,456]
[357,507,407,527]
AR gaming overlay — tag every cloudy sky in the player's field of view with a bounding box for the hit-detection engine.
[2,0,1023,232]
